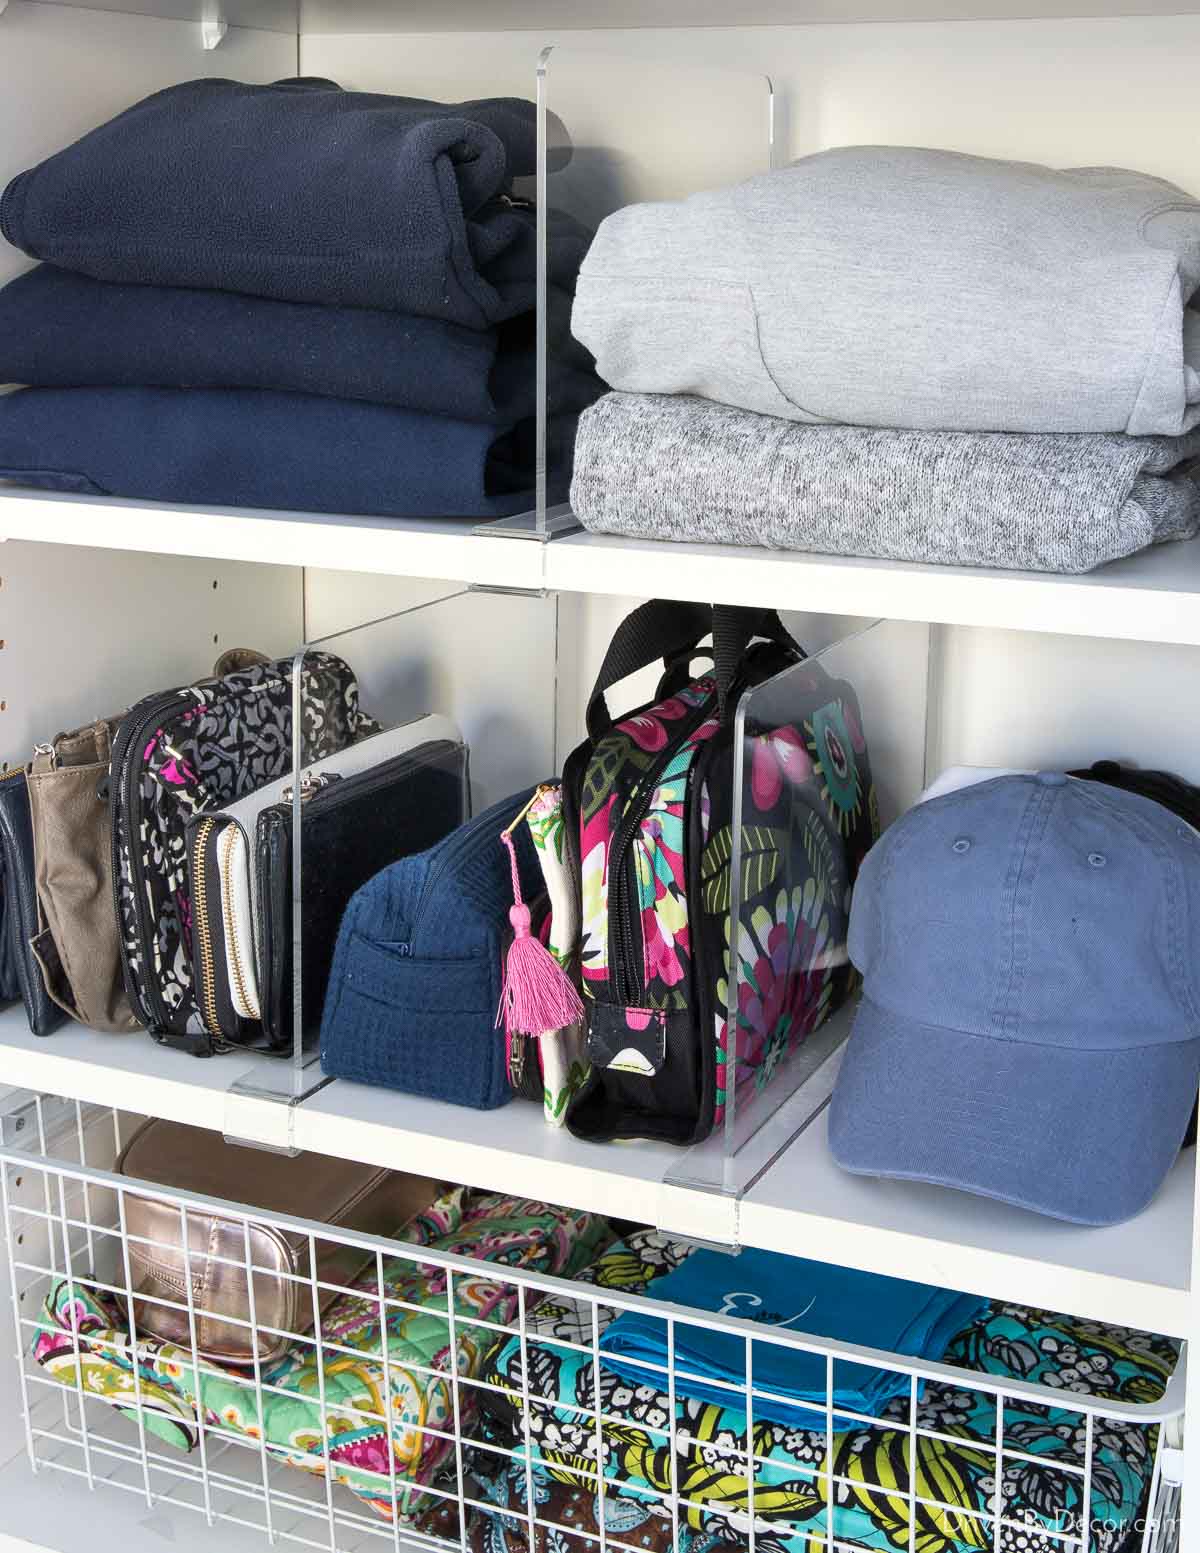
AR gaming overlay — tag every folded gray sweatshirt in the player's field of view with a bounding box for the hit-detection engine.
[572,146,1200,438]
[569,392,1200,575]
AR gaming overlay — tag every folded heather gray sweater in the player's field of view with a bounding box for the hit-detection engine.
[572,146,1200,437]
[570,393,1200,574]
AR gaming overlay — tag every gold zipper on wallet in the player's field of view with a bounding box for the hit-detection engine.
[218,822,258,1021]
[190,817,222,1039]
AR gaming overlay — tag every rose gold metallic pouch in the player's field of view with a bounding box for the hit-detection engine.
[117,1119,443,1364]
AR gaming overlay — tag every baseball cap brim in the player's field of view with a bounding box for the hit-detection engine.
[829,998,1200,1226]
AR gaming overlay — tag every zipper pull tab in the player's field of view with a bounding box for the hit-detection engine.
[33,741,56,771]
[282,771,337,804]
[96,771,111,803]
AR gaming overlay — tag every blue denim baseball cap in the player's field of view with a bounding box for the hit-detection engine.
[829,773,1200,1225]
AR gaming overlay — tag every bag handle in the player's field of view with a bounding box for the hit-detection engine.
[211,647,270,679]
[586,600,802,736]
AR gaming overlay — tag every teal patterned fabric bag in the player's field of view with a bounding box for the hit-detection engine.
[477,1229,1178,1553]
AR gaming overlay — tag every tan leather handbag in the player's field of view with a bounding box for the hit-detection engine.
[25,650,269,1035]
[27,714,139,1033]
[117,1119,444,1364]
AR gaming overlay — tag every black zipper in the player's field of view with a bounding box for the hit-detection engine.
[606,688,717,1007]
[108,685,203,1031]
[683,727,732,1141]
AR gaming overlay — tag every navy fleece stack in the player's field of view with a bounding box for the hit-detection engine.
[0,77,598,519]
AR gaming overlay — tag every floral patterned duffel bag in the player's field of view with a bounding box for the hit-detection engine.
[562,599,878,1146]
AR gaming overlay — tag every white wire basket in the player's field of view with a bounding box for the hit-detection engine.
[0,1092,1186,1553]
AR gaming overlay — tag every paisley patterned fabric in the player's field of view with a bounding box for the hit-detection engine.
[417,1455,680,1552]
[112,651,375,1039]
[479,1230,1177,1553]
[32,1189,611,1523]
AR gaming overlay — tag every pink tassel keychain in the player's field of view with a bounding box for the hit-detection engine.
[497,792,585,1050]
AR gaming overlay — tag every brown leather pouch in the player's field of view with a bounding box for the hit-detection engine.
[117,1119,445,1365]
[27,715,139,1033]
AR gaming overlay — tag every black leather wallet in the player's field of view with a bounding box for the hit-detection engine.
[0,768,66,1036]
[0,815,19,1005]
[256,739,469,1053]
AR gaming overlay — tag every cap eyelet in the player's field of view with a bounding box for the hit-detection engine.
[952,837,971,854]
[1087,852,1107,868]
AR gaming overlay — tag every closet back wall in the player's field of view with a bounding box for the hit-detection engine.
[303,12,1200,788]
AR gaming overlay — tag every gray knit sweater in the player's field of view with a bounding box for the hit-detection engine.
[569,393,1200,575]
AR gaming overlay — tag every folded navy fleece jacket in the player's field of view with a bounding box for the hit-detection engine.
[0,387,574,519]
[0,77,590,325]
[0,266,600,422]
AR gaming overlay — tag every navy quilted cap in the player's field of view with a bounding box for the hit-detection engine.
[320,786,545,1109]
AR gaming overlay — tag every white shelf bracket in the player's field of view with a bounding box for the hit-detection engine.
[200,9,227,49]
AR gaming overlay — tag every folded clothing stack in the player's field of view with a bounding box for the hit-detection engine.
[0,77,599,519]
[570,144,1200,573]
[597,1244,986,1428]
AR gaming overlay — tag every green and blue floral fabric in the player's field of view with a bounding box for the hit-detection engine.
[479,1230,1178,1553]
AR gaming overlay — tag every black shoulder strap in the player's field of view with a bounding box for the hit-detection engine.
[586,600,713,738]
[586,600,802,737]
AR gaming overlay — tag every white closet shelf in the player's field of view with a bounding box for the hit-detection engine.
[0,489,545,590]
[741,1103,1195,1340]
[296,0,1200,28]
[19,0,1200,29]
[0,1004,1190,1338]
[10,486,1200,644]
[544,527,1200,645]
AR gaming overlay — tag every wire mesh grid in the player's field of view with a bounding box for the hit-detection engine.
[0,1095,1185,1553]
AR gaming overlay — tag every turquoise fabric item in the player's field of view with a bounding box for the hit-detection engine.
[599,1246,987,1429]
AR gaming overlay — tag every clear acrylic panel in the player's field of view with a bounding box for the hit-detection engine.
[484,44,774,542]
[665,617,932,1203]
[231,586,560,1109]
